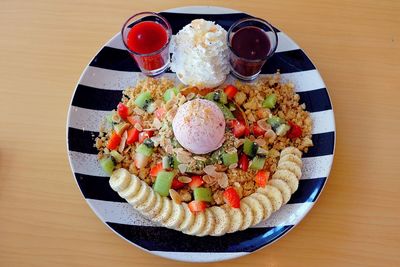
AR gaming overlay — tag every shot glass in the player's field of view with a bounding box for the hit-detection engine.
[227,17,278,81]
[121,12,172,76]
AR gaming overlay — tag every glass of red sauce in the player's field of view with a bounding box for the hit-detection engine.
[121,12,172,76]
[227,18,278,81]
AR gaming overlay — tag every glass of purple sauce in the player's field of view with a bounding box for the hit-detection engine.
[227,17,278,81]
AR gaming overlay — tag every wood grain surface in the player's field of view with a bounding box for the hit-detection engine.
[0,0,399,266]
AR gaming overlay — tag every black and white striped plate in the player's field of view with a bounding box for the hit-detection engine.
[66,6,335,262]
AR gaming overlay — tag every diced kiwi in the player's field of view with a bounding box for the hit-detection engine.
[110,150,124,163]
[145,102,157,113]
[262,93,277,109]
[99,157,114,175]
[113,122,129,136]
[249,156,266,170]
[163,87,180,102]
[193,187,213,202]
[222,152,239,166]
[143,138,154,148]
[134,91,152,110]
[243,139,259,158]
[136,143,153,157]
[153,171,175,197]
[205,91,228,104]
[215,102,234,119]
[267,116,284,131]
[162,155,179,170]
[276,124,291,136]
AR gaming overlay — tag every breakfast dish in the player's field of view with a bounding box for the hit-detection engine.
[95,71,313,236]
[67,6,335,262]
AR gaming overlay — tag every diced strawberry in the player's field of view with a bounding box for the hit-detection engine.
[107,132,121,150]
[126,128,140,145]
[138,131,154,143]
[252,122,266,137]
[127,115,141,126]
[188,200,207,213]
[117,103,130,120]
[171,178,185,190]
[255,170,270,187]
[229,119,246,138]
[244,125,250,136]
[224,84,238,100]
[150,162,163,177]
[239,153,249,172]
[223,187,240,208]
[154,107,166,120]
[287,121,302,139]
[188,175,204,189]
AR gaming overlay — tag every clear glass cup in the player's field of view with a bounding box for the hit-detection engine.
[227,18,278,81]
[121,12,172,76]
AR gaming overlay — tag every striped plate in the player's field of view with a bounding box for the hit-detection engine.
[66,6,335,263]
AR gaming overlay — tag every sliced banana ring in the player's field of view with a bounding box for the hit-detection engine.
[277,161,302,179]
[241,196,264,226]
[279,154,303,167]
[109,168,131,192]
[268,179,292,204]
[250,193,273,220]
[196,209,215,237]
[177,203,195,232]
[118,175,141,199]
[126,180,151,207]
[239,201,253,231]
[280,147,302,158]
[209,206,230,236]
[143,192,163,219]
[184,211,206,236]
[152,197,172,224]
[162,201,185,229]
[225,206,244,233]
[136,189,157,213]
[257,186,283,212]
[272,169,299,194]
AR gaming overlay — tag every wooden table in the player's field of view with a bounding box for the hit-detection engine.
[1,0,399,266]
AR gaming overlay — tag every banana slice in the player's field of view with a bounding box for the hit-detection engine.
[257,186,283,212]
[126,180,151,207]
[250,193,273,220]
[152,197,173,224]
[209,206,230,236]
[177,203,195,232]
[118,175,141,199]
[136,189,157,213]
[196,209,216,237]
[277,161,302,179]
[226,206,244,233]
[162,201,185,229]
[279,154,303,167]
[272,170,299,194]
[184,211,206,236]
[239,201,253,231]
[280,147,302,158]
[241,196,264,226]
[143,192,163,219]
[268,179,292,204]
[109,168,131,192]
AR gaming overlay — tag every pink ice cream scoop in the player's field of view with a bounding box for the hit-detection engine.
[172,98,226,154]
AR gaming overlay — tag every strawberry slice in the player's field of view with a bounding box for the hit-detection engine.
[223,187,240,208]
[228,119,246,138]
[252,122,266,137]
[188,176,204,189]
[126,128,140,145]
[255,170,270,187]
[224,84,238,100]
[117,103,130,120]
[150,162,163,177]
[188,200,207,213]
[171,178,185,190]
[239,153,249,172]
[107,132,121,150]
[287,121,302,139]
